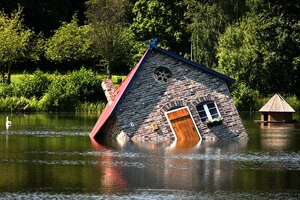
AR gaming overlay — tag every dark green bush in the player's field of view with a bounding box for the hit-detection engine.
[231,82,259,111]
[41,76,72,110]
[67,67,104,102]
[0,83,14,98]
[285,95,300,111]
[14,69,52,99]
[41,67,105,111]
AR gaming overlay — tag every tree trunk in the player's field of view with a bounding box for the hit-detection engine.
[6,63,11,84]
[106,61,112,79]
[1,69,4,83]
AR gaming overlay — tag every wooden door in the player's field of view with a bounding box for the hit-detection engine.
[166,107,200,143]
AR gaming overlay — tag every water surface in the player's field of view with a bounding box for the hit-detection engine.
[0,112,300,199]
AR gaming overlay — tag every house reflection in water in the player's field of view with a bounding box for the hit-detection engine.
[260,123,295,150]
[91,138,248,192]
[91,139,128,193]
[163,140,248,191]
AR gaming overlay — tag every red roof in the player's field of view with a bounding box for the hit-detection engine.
[90,48,151,139]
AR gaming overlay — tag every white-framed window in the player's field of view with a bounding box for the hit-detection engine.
[196,101,221,122]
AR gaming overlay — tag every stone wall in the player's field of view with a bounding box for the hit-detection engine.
[96,114,123,140]
[102,79,116,104]
[114,50,247,141]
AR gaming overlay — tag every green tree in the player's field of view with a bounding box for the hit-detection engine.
[186,0,248,68]
[216,12,299,95]
[0,6,43,84]
[131,0,190,55]
[246,0,300,20]
[85,0,131,78]
[45,14,95,63]
[186,2,227,68]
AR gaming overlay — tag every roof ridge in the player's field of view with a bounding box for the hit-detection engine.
[277,94,285,111]
[269,94,276,111]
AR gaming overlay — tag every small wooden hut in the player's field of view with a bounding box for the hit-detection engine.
[259,94,295,122]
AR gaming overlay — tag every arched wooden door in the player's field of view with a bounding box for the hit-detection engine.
[166,107,201,142]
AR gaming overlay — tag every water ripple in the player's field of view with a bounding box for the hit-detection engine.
[19,150,300,170]
[0,189,299,200]
[26,150,300,164]
[0,130,90,137]
[0,158,146,168]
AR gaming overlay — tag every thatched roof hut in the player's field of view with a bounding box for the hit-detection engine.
[259,94,295,122]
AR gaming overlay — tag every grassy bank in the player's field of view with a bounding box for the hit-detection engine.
[0,68,125,112]
[0,96,107,113]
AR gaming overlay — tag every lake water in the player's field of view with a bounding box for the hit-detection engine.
[0,112,300,199]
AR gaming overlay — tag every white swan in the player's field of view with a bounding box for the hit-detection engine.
[6,116,12,129]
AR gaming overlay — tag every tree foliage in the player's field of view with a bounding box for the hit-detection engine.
[131,0,190,55]
[216,12,300,95]
[13,69,52,99]
[0,6,43,83]
[186,2,227,68]
[45,14,95,63]
[186,0,248,68]
[85,0,132,78]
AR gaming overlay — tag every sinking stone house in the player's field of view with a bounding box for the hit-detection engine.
[90,39,247,143]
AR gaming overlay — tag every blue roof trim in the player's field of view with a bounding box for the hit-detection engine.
[156,47,236,83]
[110,48,152,116]
[145,38,158,50]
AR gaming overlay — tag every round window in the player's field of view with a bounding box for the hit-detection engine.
[154,67,172,83]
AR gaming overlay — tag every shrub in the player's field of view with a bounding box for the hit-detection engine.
[67,67,104,102]
[253,96,270,111]
[231,82,259,111]
[0,97,17,112]
[41,67,105,111]
[284,95,300,111]
[0,96,33,112]
[13,69,52,99]
[75,101,106,113]
[0,83,14,98]
[37,93,54,111]
[43,76,74,111]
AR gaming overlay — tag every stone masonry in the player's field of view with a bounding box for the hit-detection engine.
[100,49,247,142]
[102,79,116,104]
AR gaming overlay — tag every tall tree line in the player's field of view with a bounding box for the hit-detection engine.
[0,0,299,96]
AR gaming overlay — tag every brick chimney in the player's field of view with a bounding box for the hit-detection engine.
[101,79,116,104]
